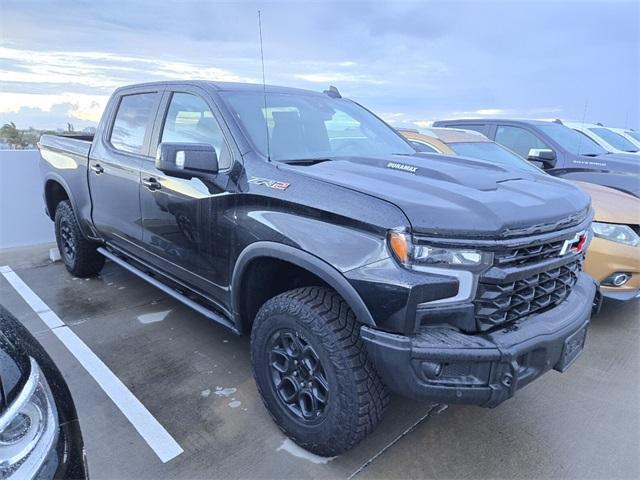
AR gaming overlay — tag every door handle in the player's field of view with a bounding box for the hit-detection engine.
[90,164,104,174]
[142,177,162,191]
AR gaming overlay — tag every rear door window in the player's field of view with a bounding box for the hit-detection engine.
[495,125,548,159]
[110,93,158,155]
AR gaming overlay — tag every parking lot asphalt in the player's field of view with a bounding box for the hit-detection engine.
[1,243,638,480]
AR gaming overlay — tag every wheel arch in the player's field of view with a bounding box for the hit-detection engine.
[43,172,100,241]
[231,242,376,333]
[44,176,72,220]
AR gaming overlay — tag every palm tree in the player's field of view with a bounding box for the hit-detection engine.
[0,122,27,148]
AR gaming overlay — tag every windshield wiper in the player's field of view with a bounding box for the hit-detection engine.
[281,158,333,166]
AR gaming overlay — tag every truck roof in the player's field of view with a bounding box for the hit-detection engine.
[114,80,326,97]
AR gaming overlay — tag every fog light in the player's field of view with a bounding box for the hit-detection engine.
[420,361,443,379]
[603,272,631,287]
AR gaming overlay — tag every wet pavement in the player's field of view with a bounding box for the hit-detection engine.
[1,243,638,479]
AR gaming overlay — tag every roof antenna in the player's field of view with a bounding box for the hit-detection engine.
[258,10,271,162]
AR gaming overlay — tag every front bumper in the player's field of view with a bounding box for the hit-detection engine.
[584,237,640,301]
[361,273,596,408]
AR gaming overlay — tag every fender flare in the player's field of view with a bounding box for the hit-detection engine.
[43,173,99,240]
[231,241,376,327]
[43,172,76,218]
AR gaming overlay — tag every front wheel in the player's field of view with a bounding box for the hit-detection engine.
[250,287,388,456]
[54,201,105,277]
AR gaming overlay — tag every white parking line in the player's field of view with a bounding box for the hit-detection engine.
[1,265,184,463]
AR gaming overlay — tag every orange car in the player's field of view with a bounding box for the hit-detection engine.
[576,181,640,300]
[400,128,640,301]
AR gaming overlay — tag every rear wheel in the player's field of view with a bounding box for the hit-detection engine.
[54,201,105,277]
[250,286,388,456]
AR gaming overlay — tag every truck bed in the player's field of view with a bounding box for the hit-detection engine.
[38,133,95,231]
[38,134,93,158]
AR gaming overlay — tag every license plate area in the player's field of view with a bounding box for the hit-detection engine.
[555,326,587,372]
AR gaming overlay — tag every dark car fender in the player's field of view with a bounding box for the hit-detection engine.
[231,241,377,329]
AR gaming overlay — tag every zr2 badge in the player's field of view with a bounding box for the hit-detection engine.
[248,176,291,191]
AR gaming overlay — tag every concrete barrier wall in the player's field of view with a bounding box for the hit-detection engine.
[0,150,56,248]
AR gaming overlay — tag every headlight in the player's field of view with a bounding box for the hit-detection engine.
[388,231,492,269]
[592,222,639,247]
[0,358,59,479]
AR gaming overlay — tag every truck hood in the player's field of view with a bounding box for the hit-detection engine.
[282,154,591,237]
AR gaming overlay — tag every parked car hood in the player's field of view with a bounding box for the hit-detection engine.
[283,153,591,238]
[573,181,640,224]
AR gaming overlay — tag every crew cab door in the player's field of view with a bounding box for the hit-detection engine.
[89,89,162,252]
[139,88,238,306]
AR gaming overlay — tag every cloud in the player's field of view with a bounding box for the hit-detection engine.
[0,102,101,130]
[380,112,434,130]
[380,112,407,122]
[0,91,108,119]
[475,109,506,116]
[412,120,434,128]
[448,107,563,119]
[295,72,387,84]
[0,46,255,95]
[0,0,637,129]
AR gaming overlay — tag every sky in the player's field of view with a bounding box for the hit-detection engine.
[0,0,638,131]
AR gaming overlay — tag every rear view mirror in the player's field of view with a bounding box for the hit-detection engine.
[527,148,556,168]
[156,142,218,179]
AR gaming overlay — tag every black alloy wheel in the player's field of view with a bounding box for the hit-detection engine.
[268,329,329,423]
[54,201,105,277]
[58,218,77,263]
[250,286,389,456]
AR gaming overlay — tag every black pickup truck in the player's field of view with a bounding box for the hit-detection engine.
[39,81,597,456]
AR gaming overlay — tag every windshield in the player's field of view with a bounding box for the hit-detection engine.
[538,124,607,156]
[451,142,540,173]
[221,91,415,161]
[590,127,639,152]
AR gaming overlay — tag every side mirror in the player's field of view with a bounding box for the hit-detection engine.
[156,142,218,179]
[527,148,556,168]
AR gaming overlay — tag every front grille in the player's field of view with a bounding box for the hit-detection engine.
[475,259,581,329]
[494,239,566,266]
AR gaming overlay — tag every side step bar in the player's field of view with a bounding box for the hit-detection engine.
[97,247,239,334]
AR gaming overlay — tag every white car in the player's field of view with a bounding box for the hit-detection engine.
[608,127,640,150]
[565,121,640,156]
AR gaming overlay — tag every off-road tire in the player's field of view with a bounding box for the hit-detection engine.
[54,201,105,277]
[250,286,389,456]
